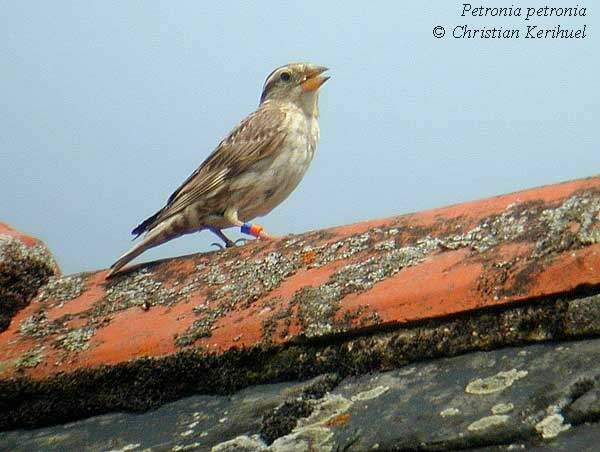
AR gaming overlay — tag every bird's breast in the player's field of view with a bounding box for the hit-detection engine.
[236,115,319,221]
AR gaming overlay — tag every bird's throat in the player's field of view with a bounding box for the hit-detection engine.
[299,91,320,118]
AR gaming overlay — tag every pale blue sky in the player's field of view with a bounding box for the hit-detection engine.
[1,1,598,273]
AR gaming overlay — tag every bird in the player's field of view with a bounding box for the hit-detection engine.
[107,62,329,277]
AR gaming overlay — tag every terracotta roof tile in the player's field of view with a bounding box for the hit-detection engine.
[0,223,59,333]
[0,176,598,429]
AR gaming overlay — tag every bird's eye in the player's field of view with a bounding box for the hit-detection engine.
[279,71,291,82]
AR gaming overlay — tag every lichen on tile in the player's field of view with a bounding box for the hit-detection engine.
[54,327,95,352]
[19,312,59,339]
[37,275,85,304]
[535,413,570,439]
[106,269,174,308]
[534,194,600,257]
[491,402,514,414]
[440,407,460,417]
[466,369,528,395]
[467,414,510,431]
[15,345,45,370]
[350,385,389,401]
[0,234,59,331]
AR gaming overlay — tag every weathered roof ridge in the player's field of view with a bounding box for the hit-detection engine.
[0,176,598,430]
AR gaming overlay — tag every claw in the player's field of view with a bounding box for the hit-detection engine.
[211,238,248,250]
[208,228,237,249]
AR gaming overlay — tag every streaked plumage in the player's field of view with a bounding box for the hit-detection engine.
[107,63,329,277]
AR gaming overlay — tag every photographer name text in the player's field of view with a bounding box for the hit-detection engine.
[433,4,588,39]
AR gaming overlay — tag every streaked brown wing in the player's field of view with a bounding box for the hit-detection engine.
[151,104,288,227]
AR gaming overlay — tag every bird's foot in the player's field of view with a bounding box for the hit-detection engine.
[208,228,240,250]
[210,237,252,250]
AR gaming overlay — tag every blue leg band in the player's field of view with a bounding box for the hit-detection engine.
[241,223,252,235]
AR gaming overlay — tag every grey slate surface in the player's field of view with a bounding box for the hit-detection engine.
[3,338,600,451]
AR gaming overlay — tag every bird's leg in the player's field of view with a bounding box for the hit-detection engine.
[224,208,276,241]
[240,223,276,240]
[208,228,236,249]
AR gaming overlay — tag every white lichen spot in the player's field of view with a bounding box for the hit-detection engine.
[180,429,194,437]
[374,239,396,251]
[535,413,571,439]
[351,385,389,401]
[492,402,514,414]
[397,367,416,376]
[467,414,510,431]
[173,443,202,451]
[106,443,141,452]
[211,435,266,451]
[466,369,528,395]
[271,427,330,451]
[440,407,460,417]
[35,432,73,446]
[284,237,302,247]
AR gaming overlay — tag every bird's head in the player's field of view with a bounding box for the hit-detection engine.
[260,63,329,116]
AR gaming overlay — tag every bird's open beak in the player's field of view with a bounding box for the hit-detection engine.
[301,66,330,92]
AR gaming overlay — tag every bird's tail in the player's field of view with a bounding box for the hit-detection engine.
[106,219,177,278]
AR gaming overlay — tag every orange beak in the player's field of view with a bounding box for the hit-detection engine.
[301,66,330,92]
